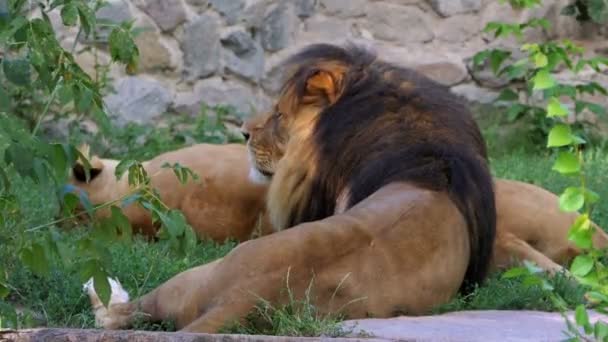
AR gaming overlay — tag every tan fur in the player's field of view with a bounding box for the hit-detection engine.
[85,44,607,334]
[491,179,608,274]
[68,143,272,242]
[87,183,470,332]
[85,45,483,333]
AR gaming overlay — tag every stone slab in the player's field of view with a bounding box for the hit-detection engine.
[342,310,608,341]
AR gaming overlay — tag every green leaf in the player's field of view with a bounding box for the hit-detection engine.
[472,50,490,68]
[547,124,573,147]
[489,50,511,74]
[594,321,608,340]
[0,86,10,113]
[20,243,49,276]
[496,89,519,102]
[49,144,68,181]
[501,266,528,279]
[559,187,585,212]
[506,104,527,122]
[585,189,600,205]
[575,305,591,331]
[571,255,594,277]
[93,270,111,307]
[568,214,593,249]
[114,159,137,181]
[546,97,568,117]
[533,52,548,67]
[3,58,31,86]
[552,151,580,174]
[532,68,556,90]
[0,283,8,299]
[110,206,132,241]
[60,4,78,26]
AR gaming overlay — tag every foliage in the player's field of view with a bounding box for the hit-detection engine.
[220,276,350,337]
[561,0,608,24]
[0,0,204,325]
[475,1,608,340]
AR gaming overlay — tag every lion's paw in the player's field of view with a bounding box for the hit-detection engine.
[83,277,130,329]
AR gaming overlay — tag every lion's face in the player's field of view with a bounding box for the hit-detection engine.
[241,110,285,184]
[242,66,346,185]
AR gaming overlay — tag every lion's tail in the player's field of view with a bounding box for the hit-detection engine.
[445,149,497,294]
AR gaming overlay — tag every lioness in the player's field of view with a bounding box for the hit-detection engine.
[85,43,496,332]
[70,143,607,276]
[492,179,608,274]
[67,143,271,242]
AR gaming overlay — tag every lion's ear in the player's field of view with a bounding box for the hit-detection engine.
[72,145,104,183]
[304,68,344,105]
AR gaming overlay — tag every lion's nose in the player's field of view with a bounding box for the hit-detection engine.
[241,131,250,141]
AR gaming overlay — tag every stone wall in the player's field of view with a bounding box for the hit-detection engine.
[45,0,608,126]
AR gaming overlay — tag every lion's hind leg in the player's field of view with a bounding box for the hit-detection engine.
[83,277,138,330]
[497,232,566,275]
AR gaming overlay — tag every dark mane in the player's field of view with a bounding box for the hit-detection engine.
[282,43,496,293]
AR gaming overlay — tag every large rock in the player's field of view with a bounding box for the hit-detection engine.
[173,77,271,117]
[415,61,469,86]
[366,3,434,44]
[134,29,172,71]
[134,0,186,32]
[261,3,299,52]
[221,29,265,84]
[319,0,366,18]
[342,310,608,342]
[436,14,480,43]
[185,0,209,13]
[181,14,221,80]
[451,83,499,104]
[79,0,132,43]
[294,0,317,18]
[302,15,354,42]
[209,0,245,25]
[104,77,173,126]
[428,0,482,17]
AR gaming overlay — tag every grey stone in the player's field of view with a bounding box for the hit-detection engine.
[342,310,608,342]
[209,0,245,25]
[415,61,468,86]
[303,15,354,41]
[451,83,499,104]
[222,33,265,84]
[134,29,173,71]
[366,3,434,44]
[261,3,299,52]
[181,14,221,80]
[185,0,209,13]
[436,14,480,43]
[134,0,187,32]
[173,77,270,117]
[241,0,273,29]
[104,77,173,126]
[320,0,366,18]
[294,0,316,18]
[221,30,256,55]
[185,0,208,7]
[429,0,482,17]
[79,0,132,43]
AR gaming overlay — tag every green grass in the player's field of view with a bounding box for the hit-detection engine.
[1,106,607,336]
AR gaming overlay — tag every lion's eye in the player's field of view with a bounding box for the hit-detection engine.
[275,112,283,118]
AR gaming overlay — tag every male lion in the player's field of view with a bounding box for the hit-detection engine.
[67,143,271,242]
[85,43,496,332]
